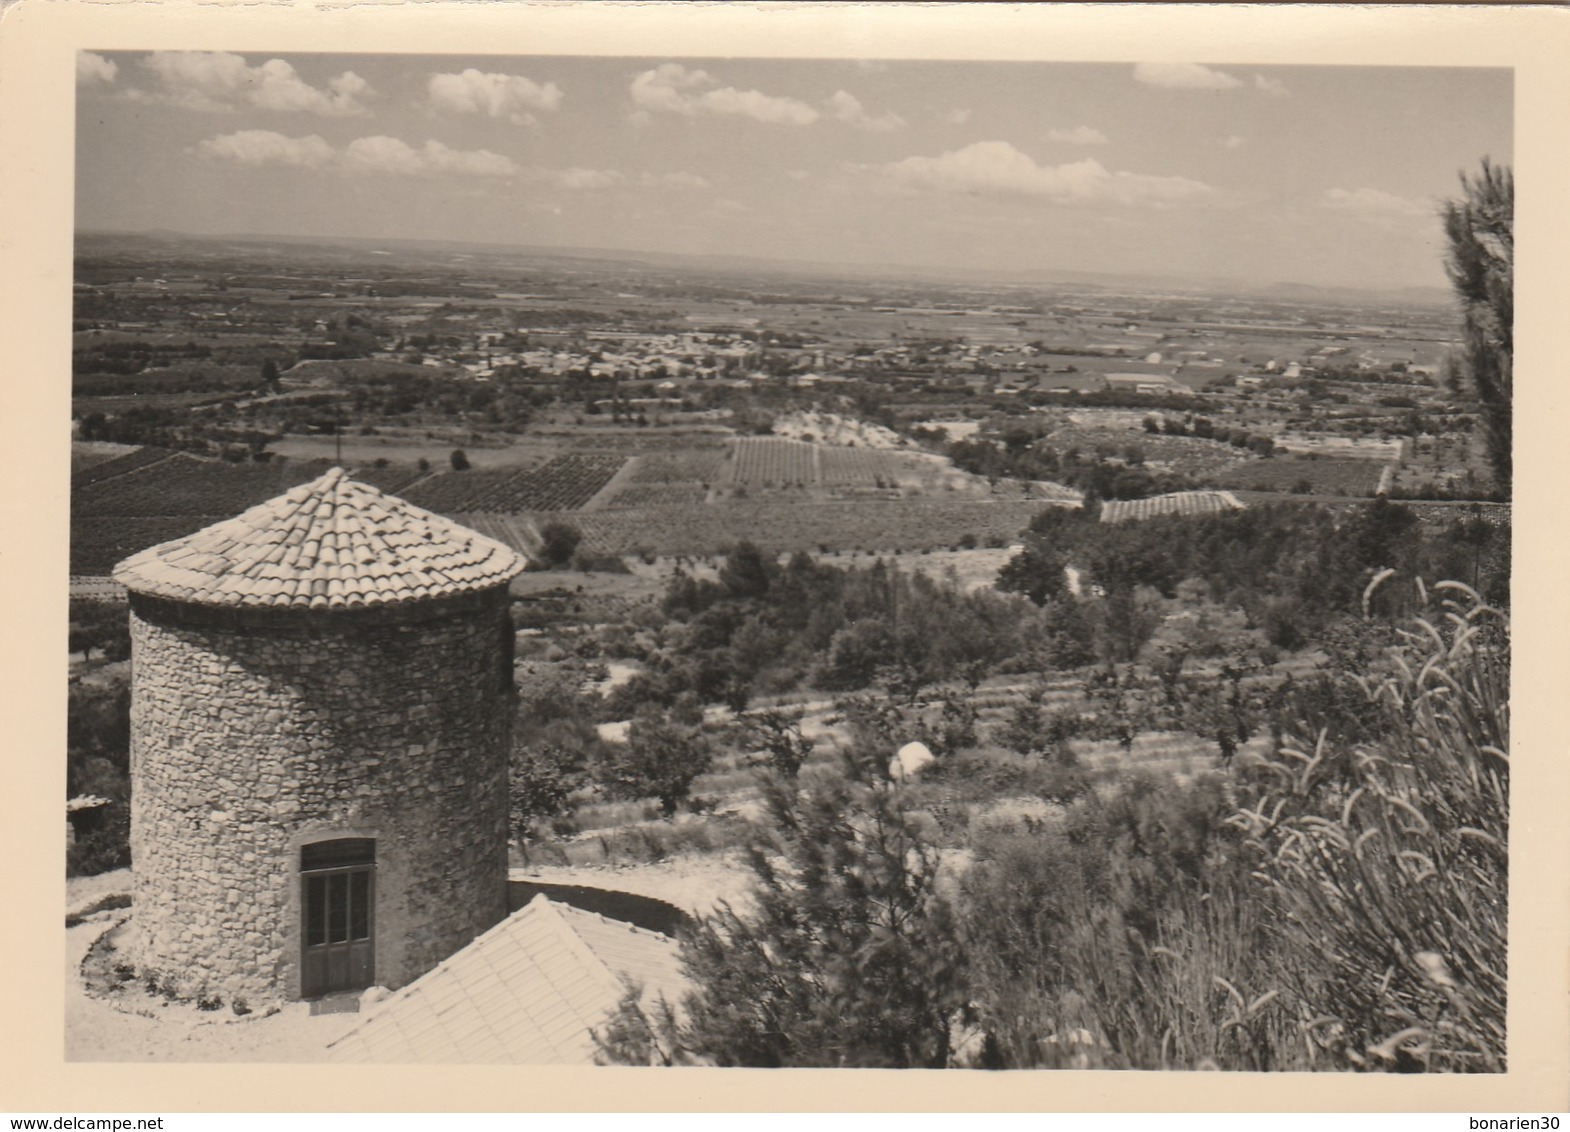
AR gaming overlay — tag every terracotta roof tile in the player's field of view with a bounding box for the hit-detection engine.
[113,467,527,609]
[326,895,687,1064]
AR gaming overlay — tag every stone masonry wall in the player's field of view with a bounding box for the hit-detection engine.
[127,588,512,1007]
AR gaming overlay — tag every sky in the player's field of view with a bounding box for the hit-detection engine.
[74,52,1512,290]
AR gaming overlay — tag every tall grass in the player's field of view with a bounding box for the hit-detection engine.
[1231,582,1508,1071]
[959,772,1297,1069]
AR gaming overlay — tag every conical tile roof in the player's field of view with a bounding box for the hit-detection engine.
[113,467,528,610]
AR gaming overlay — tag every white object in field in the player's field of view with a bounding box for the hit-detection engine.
[889,741,936,782]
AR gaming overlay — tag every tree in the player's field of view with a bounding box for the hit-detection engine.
[737,707,815,778]
[1442,159,1513,492]
[718,541,773,600]
[597,751,971,1067]
[538,521,583,569]
[449,448,471,471]
[260,358,281,392]
[508,742,585,841]
[596,712,712,817]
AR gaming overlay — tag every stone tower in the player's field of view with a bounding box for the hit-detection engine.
[113,467,528,1006]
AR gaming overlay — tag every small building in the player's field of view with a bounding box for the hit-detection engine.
[1104,372,1192,396]
[113,468,528,1006]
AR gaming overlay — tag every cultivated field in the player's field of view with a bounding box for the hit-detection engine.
[401,453,626,513]
[1100,491,1246,524]
[1215,455,1387,496]
[534,500,1054,558]
[1045,425,1259,480]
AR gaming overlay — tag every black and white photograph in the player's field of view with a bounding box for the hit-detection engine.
[8,0,1569,1113]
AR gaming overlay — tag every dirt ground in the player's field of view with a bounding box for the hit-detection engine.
[65,871,361,1063]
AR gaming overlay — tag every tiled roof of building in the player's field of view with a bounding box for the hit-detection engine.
[112,467,527,610]
[326,895,687,1064]
[1100,490,1246,525]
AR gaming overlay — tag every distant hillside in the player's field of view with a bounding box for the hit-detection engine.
[75,228,1454,308]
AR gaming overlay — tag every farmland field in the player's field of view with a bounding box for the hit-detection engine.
[728,437,817,486]
[625,451,727,485]
[70,441,145,476]
[72,514,226,574]
[341,463,430,496]
[819,445,897,487]
[72,453,334,518]
[1100,490,1246,524]
[532,499,1056,558]
[1045,425,1258,479]
[402,453,627,513]
[452,512,542,556]
[604,484,710,508]
[1214,456,1387,496]
[71,445,179,487]
[266,434,550,469]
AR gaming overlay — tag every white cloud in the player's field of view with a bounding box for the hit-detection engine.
[138,51,372,116]
[197,128,633,187]
[943,108,972,126]
[251,61,372,117]
[629,63,819,125]
[1253,73,1290,97]
[427,69,564,125]
[1132,62,1243,91]
[549,167,623,190]
[870,140,1216,208]
[343,136,519,178]
[1219,134,1246,150]
[640,171,711,190]
[1048,125,1109,146]
[1322,187,1431,218]
[196,130,335,169]
[696,85,818,126]
[78,52,117,85]
[825,90,904,132]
